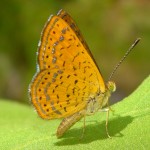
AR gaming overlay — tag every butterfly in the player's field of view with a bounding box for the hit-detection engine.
[29,9,117,138]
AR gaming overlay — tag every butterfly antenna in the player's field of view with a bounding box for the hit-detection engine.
[108,38,141,81]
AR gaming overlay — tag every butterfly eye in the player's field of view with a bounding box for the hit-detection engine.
[107,81,116,93]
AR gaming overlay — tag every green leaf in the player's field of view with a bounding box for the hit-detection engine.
[0,75,150,150]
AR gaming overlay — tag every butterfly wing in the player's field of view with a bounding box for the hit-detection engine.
[57,9,102,72]
[29,10,106,119]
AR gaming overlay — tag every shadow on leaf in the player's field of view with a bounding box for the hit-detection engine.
[55,115,133,146]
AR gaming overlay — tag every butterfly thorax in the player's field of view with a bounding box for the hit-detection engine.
[85,81,116,115]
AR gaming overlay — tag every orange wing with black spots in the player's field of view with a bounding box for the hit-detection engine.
[29,10,106,119]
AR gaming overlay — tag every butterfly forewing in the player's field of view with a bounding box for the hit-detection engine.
[30,10,106,119]
[57,10,90,52]
[57,10,102,73]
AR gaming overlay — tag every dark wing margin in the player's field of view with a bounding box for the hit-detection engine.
[57,9,103,74]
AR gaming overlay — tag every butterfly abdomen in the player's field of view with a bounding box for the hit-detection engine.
[57,110,85,138]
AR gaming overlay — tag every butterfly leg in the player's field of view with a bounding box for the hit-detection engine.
[80,115,86,139]
[99,108,111,138]
[107,101,115,113]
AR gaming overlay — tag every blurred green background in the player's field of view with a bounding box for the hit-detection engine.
[0,0,149,105]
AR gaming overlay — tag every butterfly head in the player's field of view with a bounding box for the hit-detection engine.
[106,81,116,93]
[98,81,116,108]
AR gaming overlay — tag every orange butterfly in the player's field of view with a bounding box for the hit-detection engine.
[29,9,140,138]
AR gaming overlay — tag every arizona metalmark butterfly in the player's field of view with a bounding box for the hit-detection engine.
[29,9,140,138]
